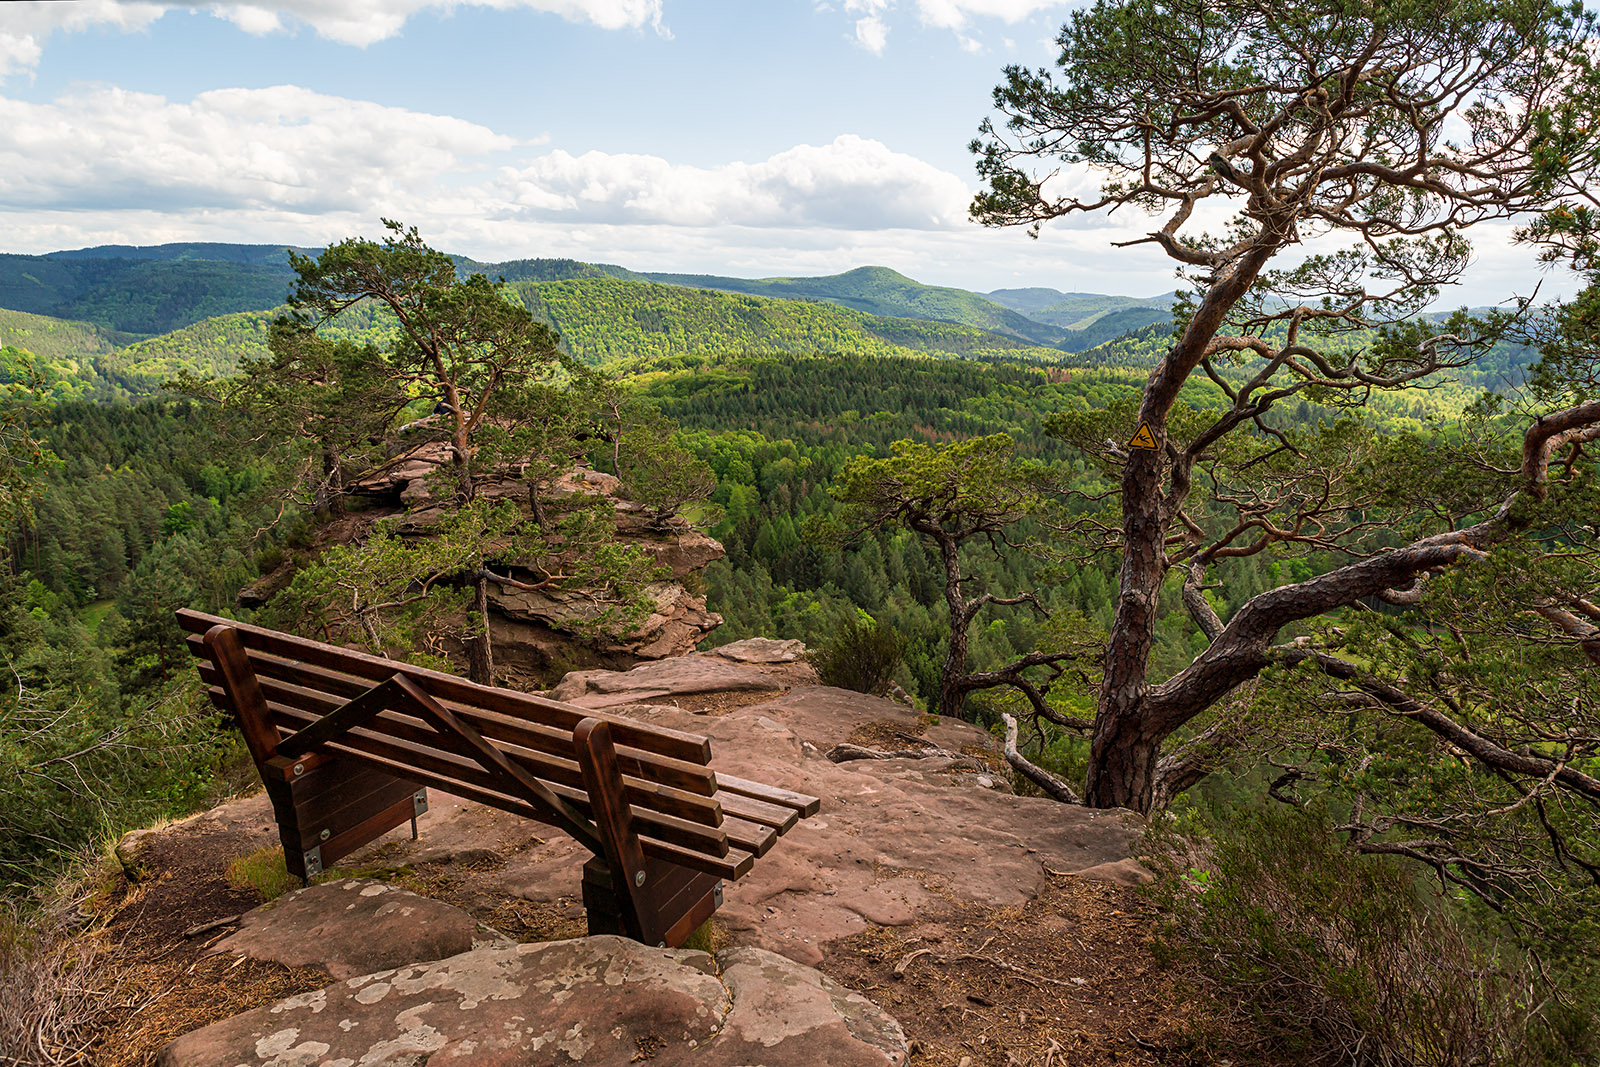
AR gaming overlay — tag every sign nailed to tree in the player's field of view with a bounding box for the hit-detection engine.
[1127,423,1158,450]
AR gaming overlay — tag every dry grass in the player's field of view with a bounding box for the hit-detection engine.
[0,851,136,1066]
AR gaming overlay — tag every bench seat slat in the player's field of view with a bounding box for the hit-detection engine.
[718,793,801,834]
[187,636,719,799]
[712,774,822,817]
[179,609,711,764]
[198,663,722,827]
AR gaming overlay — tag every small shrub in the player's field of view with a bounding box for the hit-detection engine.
[809,615,904,696]
[1146,802,1594,1066]
[224,846,298,902]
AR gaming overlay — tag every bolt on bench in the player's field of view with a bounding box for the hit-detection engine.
[177,609,820,948]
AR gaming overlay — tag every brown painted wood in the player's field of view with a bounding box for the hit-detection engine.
[202,624,280,771]
[265,751,336,780]
[275,675,413,760]
[583,856,721,950]
[288,762,405,826]
[184,610,816,904]
[285,777,420,852]
[646,838,754,882]
[719,792,800,833]
[658,880,721,949]
[203,685,756,881]
[179,609,712,763]
[208,688,739,860]
[387,675,603,856]
[187,635,720,797]
[317,791,421,870]
[574,718,657,944]
[713,774,821,816]
[199,664,722,825]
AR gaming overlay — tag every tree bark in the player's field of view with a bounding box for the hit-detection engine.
[466,574,494,685]
[933,530,970,720]
[1086,241,1279,810]
[318,447,345,518]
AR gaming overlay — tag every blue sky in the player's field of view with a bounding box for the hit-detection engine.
[0,0,1565,302]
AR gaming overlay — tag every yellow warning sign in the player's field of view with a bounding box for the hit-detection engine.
[1127,423,1159,450]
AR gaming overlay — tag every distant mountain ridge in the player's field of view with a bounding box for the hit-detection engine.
[641,265,1074,348]
[986,286,1175,331]
[0,242,1174,351]
[0,242,1185,392]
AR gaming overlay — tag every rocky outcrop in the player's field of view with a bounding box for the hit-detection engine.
[251,453,726,679]
[212,879,512,980]
[160,936,908,1067]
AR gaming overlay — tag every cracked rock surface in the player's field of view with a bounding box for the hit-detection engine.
[159,936,906,1067]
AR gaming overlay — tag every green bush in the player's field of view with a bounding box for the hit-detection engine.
[809,614,904,697]
[1146,803,1597,1066]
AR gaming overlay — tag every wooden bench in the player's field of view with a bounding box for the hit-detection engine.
[177,609,819,948]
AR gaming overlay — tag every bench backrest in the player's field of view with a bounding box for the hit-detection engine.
[176,610,814,882]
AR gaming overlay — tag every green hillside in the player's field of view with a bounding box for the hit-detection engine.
[0,253,294,335]
[110,309,277,383]
[513,276,1065,365]
[0,307,131,361]
[464,257,647,284]
[1,242,1181,361]
[643,265,1070,347]
[987,286,1173,330]
[0,308,128,401]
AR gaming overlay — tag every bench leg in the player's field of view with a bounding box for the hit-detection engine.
[583,856,723,948]
[574,719,661,944]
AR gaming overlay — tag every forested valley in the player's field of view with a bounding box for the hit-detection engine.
[5,1,1600,1059]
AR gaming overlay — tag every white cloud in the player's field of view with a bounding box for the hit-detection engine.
[0,85,513,212]
[0,0,665,79]
[0,84,971,233]
[827,0,1069,52]
[853,16,889,53]
[914,0,1068,29]
[495,135,972,230]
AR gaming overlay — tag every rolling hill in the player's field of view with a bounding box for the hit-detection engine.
[513,276,1064,365]
[642,265,1071,348]
[986,286,1174,332]
[1,242,1178,360]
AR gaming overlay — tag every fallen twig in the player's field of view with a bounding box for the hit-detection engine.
[183,914,242,940]
[892,947,934,978]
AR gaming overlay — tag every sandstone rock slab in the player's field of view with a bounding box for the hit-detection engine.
[558,655,790,705]
[160,937,906,1067]
[213,879,509,980]
[708,637,806,664]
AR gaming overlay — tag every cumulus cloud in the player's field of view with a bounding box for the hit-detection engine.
[495,135,972,230]
[914,0,1068,29]
[854,15,890,53]
[0,85,513,213]
[0,0,664,79]
[826,0,1070,52]
[0,84,971,236]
